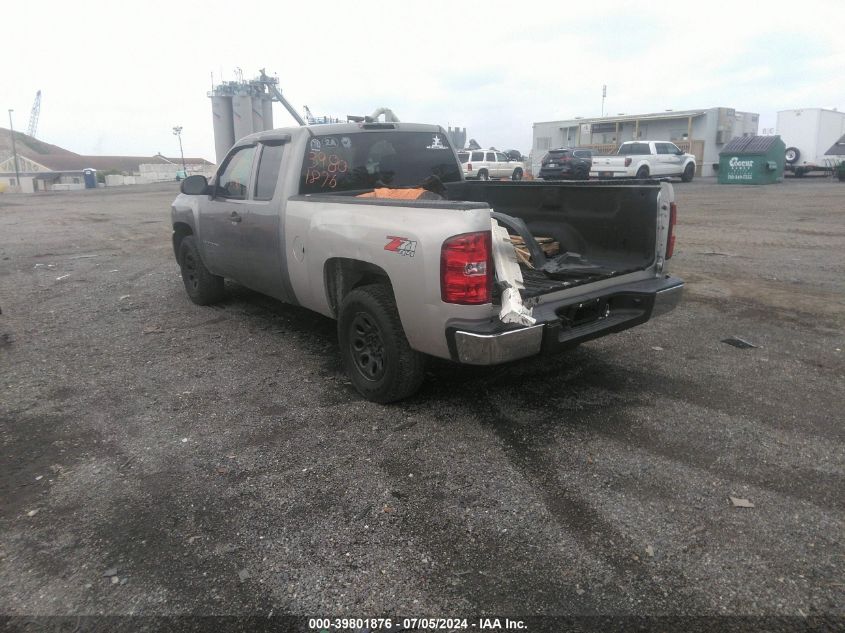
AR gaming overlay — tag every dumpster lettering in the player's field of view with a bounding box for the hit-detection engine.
[727,156,754,181]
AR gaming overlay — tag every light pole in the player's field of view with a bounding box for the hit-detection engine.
[172,126,186,178]
[8,110,21,192]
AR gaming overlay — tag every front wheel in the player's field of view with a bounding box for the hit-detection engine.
[511,168,523,181]
[681,163,695,182]
[178,236,224,305]
[338,284,425,403]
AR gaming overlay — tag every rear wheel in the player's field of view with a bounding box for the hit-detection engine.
[511,168,523,181]
[338,284,425,403]
[576,166,590,180]
[635,166,649,179]
[681,163,695,182]
[178,236,224,305]
[478,169,489,181]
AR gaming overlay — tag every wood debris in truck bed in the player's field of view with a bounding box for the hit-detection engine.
[507,235,560,268]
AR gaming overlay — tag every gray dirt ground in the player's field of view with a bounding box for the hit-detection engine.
[0,178,842,619]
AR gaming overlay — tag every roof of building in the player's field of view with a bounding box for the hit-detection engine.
[2,153,213,173]
[719,135,783,155]
[534,108,710,126]
[824,134,845,156]
[0,127,213,173]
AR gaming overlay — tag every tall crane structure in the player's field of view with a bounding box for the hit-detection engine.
[27,90,41,138]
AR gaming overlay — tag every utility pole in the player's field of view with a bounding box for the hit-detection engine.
[601,85,607,117]
[7,110,21,192]
[172,126,186,176]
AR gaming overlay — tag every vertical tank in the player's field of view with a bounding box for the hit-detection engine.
[251,94,265,132]
[262,95,274,131]
[232,93,254,142]
[211,95,235,165]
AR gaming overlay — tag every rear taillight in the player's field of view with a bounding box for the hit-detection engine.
[666,202,677,259]
[624,157,632,167]
[440,231,492,304]
[467,163,473,171]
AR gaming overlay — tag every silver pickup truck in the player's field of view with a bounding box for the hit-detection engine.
[171,122,683,402]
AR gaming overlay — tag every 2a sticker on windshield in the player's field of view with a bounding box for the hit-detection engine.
[384,236,417,257]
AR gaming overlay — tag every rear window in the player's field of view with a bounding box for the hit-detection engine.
[457,152,469,163]
[543,150,570,163]
[618,142,651,155]
[300,131,461,194]
[573,149,592,158]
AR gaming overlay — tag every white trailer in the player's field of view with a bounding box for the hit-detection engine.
[776,108,845,175]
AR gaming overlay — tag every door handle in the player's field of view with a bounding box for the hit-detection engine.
[229,211,242,223]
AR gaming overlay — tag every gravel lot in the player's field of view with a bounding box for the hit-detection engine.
[1,179,843,622]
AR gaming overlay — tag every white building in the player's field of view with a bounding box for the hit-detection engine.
[0,152,215,193]
[532,107,759,178]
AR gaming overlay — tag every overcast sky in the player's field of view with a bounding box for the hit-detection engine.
[3,0,843,161]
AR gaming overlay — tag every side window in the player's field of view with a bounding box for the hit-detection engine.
[485,152,495,162]
[667,143,682,154]
[656,143,670,155]
[471,151,484,161]
[216,145,256,199]
[495,152,508,162]
[254,143,285,201]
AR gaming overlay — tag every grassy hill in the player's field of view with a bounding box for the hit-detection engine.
[0,128,79,160]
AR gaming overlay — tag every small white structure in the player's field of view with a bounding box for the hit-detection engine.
[776,108,845,174]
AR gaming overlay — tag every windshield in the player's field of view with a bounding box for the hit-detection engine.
[300,131,462,194]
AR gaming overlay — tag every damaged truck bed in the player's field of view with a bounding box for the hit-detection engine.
[442,179,683,363]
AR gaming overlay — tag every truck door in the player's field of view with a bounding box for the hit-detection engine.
[200,144,258,281]
[655,142,681,175]
[237,140,295,302]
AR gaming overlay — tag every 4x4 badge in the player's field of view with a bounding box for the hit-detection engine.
[384,236,417,257]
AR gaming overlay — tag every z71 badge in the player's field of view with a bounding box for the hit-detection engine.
[384,236,417,257]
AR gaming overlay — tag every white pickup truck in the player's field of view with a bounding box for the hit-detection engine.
[172,122,683,402]
[591,141,697,182]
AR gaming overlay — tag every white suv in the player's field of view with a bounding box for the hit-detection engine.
[457,150,524,181]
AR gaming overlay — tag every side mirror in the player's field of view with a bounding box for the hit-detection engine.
[180,175,209,195]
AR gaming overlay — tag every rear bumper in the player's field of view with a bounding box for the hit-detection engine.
[448,276,683,365]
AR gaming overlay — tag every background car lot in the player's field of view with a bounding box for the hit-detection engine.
[0,180,843,616]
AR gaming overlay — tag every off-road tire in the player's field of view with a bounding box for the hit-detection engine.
[511,168,523,181]
[338,284,425,403]
[478,169,489,181]
[178,236,224,305]
[681,163,695,182]
[636,166,650,179]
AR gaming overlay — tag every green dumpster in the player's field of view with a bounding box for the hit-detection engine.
[717,135,785,185]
